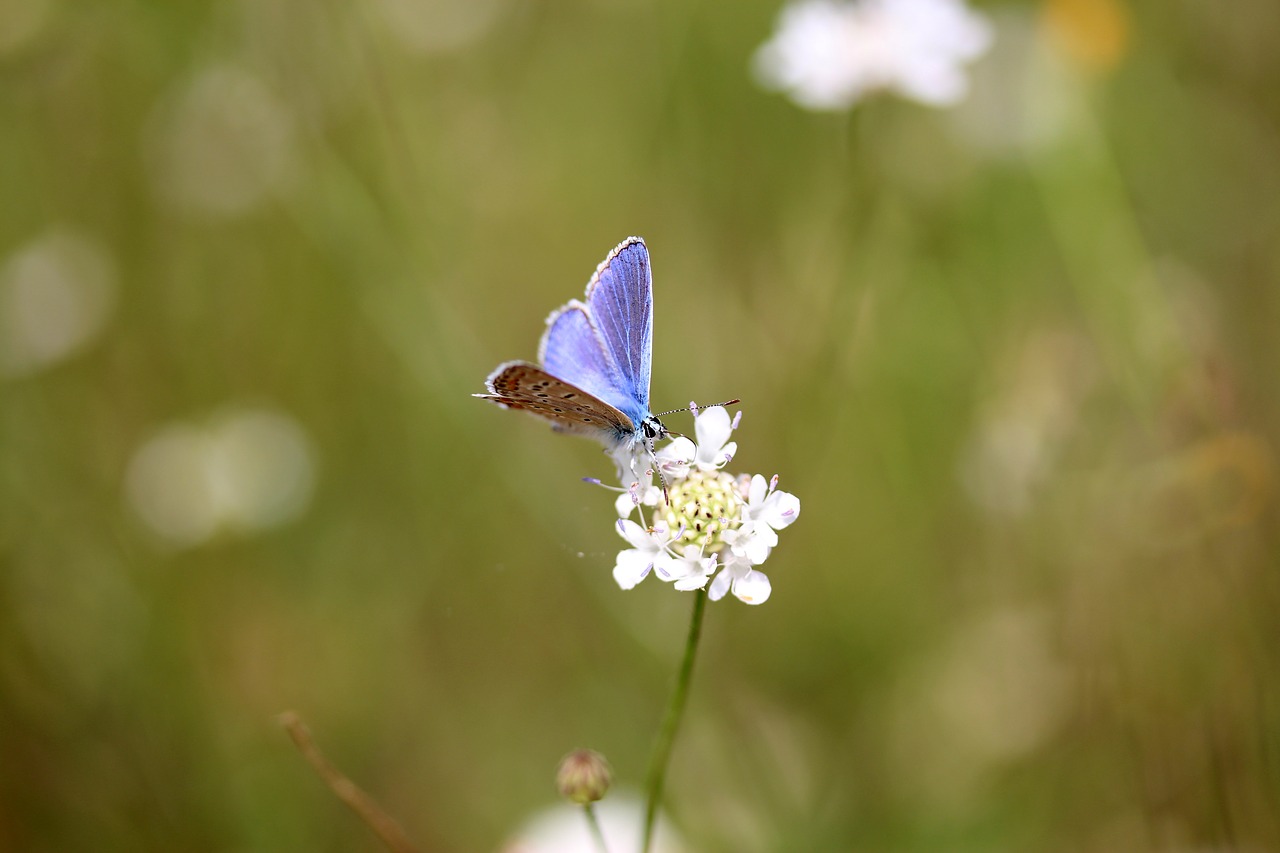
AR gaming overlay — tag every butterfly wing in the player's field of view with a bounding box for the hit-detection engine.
[476,361,636,443]
[537,304,641,424]
[538,237,653,428]
[582,237,653,416]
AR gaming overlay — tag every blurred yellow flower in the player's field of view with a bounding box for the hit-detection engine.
[1042,0,1131,73]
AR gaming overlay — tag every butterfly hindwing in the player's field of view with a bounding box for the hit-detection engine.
[538,303,637,421]
[480,361,635,441]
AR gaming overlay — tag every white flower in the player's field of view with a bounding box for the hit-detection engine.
[708,550,773,605]
[612,519,681,590]
[501,793,686,853]
[753,0,993,111]
[614,477,663,518]
[670,550,718,591]
[655,436,695,482]
[654,405,738,482]
[737,474,801,561]
[603,407,800,605]
[721,524,770,567]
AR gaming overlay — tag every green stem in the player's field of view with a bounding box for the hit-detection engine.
[583,803,609,853]
[641,589,708,853]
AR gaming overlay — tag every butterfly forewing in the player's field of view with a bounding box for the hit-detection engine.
[479,361,636,441]
[583,237,653,414]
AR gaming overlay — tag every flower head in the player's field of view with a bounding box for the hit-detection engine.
[555,749,613,805]
[753,0,993,111]
[603,406,800,605]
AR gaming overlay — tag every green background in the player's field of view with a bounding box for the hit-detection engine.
[3,0,1280,849]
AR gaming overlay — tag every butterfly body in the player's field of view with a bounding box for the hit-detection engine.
[476,237,667,454]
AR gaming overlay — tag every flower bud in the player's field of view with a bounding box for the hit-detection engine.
[555,748,612,805]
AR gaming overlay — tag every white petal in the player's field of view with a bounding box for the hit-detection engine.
[651,551,684,582]
[761,490,801,530]
[720,527,748,553]
[748,473,768,506]
[720,547,756,579]
[731,570,772,605]
[708,569,732,602]
[729,524,774,565]
[657,437,693,480]
[713,441,737,469]
[895,60,968,105]
[658,436,695,464]
[673,574,712,591]
[616,518,651,550]
[694,407,733,457]
[613,551,653,590]
[744,528,776,564]
[671,554,716,589]
[615,491,637,518]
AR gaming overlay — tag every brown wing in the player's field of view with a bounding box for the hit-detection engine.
[475,361,635,442]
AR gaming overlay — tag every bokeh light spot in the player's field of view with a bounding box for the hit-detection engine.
[0,228,116,378]
[124,408,317,547]
[145,65,298,216]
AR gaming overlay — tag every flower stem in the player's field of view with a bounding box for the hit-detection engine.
[641,589,708,853]
[582,803,609,853]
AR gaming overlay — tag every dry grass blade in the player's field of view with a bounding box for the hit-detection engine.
[279,711,422,853]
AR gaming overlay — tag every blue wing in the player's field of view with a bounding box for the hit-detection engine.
[583,238,652,415]
[538,237,653,429]
[538,304,642,426]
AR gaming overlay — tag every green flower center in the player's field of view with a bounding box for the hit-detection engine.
[661,468,742,554]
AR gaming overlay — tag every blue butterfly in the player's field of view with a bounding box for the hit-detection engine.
[476,237,672,459]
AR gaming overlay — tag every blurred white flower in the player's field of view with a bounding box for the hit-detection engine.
[607,406,799,604]
[146,65,297,216]
[885,606,1069,808]
[0,228,116,378]
[753,0,993,110]
[501,792,686,853]
[373,0,502,55]
[0,0,54,56]
[208,409,318,532]
[950,10,1078,157]
[125,407,317,547]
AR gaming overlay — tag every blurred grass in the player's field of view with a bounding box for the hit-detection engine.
[3,0,1280,850]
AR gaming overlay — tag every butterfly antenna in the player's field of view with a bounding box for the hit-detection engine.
[654,398,741,418]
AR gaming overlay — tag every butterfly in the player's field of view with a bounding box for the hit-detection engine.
[475,237,672,467]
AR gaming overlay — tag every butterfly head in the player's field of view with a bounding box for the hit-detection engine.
[639,415,668,443]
